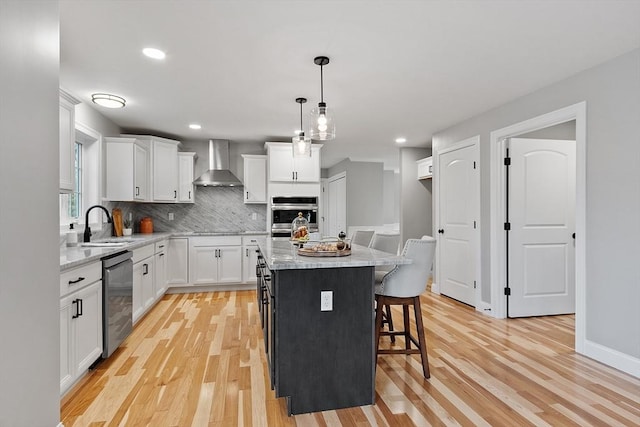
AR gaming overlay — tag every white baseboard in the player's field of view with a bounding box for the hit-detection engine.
[430,281,440,294]
[166,283,254,294]
[583,339,640,379]
[57,422,65,427]
[476,301,494,317]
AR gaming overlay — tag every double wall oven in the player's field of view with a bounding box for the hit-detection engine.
[271,196,318,238]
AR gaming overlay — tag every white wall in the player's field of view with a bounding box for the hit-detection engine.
[0,1,61,425]
[432,49,640,369]
[399,147,432,245]
[328,159,385,228]
[383,170,400,225]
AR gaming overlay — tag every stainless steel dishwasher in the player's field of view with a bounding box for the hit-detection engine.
[102,250,133,358]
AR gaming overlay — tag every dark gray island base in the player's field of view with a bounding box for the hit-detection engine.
[256,239,409,415]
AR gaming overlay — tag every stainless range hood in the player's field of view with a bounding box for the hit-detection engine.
[193,139,243,187]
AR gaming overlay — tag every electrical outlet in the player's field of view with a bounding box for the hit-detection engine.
[168,212,174,220]
[321,291,333,311]
[251,212,258,220]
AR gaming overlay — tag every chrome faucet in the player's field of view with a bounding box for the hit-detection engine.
[83,205,112,242]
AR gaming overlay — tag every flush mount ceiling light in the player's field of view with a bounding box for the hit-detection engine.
[91,93,126,109]
[292,97,312,157]
[189,123,202,130]
[142,47,166,60]
[308,56,336,141]
[395,137,407,144]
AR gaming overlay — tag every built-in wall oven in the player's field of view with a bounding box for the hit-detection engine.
[271,196,319,238]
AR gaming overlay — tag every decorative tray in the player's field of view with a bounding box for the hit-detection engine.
[298,248,351,257]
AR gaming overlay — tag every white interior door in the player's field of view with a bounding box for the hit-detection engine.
[437,142,478,306]
[327,173,346,238]
[507,138,575,317]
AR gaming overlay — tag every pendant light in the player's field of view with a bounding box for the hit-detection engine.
[308,56,336,141]
[292,97,312,157]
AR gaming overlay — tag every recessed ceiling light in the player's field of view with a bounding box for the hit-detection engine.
[142,47,166,60]
[91,93,126,108]
[189,124,202,130]
[395,137,407,144]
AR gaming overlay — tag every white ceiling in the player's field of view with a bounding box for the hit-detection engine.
[60,1,640,170]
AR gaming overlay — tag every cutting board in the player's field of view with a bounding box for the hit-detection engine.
[112,208,123,237]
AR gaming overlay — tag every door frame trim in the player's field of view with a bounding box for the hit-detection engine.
[433,135,481,309]
[489,102,586,353]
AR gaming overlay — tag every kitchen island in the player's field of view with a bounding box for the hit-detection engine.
[256,238,410,415]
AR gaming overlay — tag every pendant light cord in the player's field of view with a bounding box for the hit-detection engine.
[299,101,303,135]
[320,64,324,103]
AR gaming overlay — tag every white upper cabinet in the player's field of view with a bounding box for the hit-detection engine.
[242,154,267,203]
[417,156,433,180]
[178,152,196,203]
[152,138,179,201]
[105,137,150,202]
[59,89,80,193]
[265,142,322,183]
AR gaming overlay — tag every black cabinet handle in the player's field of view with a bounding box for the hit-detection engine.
[159,253,164,257]
[188,190,191,199]
[68,277,85,284]
[72,299,79,319]
[292,171,295,180]
[438,229,444,234]
[246,191,249,199]
[174,190,177,199]
[143,263,148,275]
[78,298,83,317]
[264,275,271,282]
[135,186,140,196]
[572,233,576,239]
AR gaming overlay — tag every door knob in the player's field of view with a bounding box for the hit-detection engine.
[438,229,444,234]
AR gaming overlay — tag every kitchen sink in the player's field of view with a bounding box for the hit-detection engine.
[80,242,127,248]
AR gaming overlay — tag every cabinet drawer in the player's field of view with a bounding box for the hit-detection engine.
[154,240,167,254]
[241,235,261,246]
[190,236,241,247]
[133,244,155,263]
[60,262,101,297]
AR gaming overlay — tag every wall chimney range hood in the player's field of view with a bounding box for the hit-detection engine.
[193,139,243,187]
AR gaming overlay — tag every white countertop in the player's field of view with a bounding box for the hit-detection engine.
[258,238,411,271]
[60,231,269,271]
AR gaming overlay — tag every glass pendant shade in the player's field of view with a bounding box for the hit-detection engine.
[292,133,312,157]
[308,103,336,141]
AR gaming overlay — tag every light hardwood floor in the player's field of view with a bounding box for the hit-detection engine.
[61,290,640,426]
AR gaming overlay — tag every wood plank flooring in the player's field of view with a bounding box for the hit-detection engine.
[61,290,640,426]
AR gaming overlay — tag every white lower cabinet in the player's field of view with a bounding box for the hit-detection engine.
[60,269,102,396]
[167,238,189,286]
[242,236,261,283]
[154,240,167,297]
[133,244,155,324]
[190,236,242,285]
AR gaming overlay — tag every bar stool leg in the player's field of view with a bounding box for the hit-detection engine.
[413,296,430,379]
[384,304,395,343]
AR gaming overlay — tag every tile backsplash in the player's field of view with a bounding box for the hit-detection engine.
[105,187,267,234]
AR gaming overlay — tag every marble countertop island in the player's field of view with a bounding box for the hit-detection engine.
[257,238,410,270]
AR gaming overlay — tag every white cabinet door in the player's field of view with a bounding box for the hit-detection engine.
[105,137,149,202]
[60,279,102,395]
[59,95,76,193]
[142,258,155,311]
[268,144,296,181]
[153,140,179,201]
[167,238,189,286]
[134,143,149,200]
[190,246,219,285]
[74,281,103,375]
[417,156,433,179]
[243,155,267,203]
[243,246,259,283]
[59,295,74,394]
[132,261,145,323]
[155,250,167,298]
[178,152,195,203]
[294,147,321,182]
[217,246,243,283]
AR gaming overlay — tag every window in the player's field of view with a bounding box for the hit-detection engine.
[60,142,82,226]
[60,124,101,229]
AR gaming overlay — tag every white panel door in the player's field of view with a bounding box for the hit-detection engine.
[438,144,478,306]
[327,174,346,238]
[508,138,575,317]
